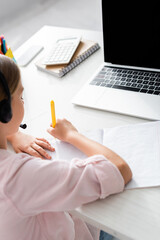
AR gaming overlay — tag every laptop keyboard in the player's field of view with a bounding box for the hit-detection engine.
[90,66,160,95]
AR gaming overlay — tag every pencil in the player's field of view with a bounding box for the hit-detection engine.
[50,100,56,128]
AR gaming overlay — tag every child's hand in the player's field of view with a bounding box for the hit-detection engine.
[7,131,55,159]
[47,118,78,142]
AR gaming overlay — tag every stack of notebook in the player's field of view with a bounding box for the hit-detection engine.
[35,39,100,77]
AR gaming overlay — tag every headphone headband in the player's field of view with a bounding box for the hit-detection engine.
[0,71,11,101]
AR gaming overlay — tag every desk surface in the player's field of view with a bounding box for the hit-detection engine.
[14,26,160,240]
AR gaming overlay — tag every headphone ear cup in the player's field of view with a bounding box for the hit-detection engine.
[0,99,12,123]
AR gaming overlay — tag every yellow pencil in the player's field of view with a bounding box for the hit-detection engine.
[50,100,56,128]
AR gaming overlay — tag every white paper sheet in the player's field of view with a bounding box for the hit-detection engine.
[103,121,160,189]
[47,128,103,161]
[47,121,160,189]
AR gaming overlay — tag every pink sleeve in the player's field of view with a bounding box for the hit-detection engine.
[5,153,124,216]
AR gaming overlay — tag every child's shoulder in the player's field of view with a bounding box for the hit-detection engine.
[0,149,51,169]
[0,149,15,160]
[0,149,36,168]
[0,149,28,160]
[0,149,40,184]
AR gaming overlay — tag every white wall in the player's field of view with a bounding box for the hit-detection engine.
[0,0,48,22]
[0,0,102,50]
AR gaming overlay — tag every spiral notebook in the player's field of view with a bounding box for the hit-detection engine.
[35,39,100,77]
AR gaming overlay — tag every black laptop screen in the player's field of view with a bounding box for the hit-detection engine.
[102,2,160,69]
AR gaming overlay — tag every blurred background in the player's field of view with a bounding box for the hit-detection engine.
[0,0,102,51]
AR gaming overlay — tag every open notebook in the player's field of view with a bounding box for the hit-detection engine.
[47,121,160,190]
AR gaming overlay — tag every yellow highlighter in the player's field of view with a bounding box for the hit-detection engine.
[50,100,56,128]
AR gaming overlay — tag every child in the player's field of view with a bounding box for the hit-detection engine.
[0,55,132,240]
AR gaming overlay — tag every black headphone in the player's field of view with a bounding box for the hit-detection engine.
[0,71,12,123]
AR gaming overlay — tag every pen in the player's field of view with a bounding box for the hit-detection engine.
[50,100,56,128]
[0,35,4,45]
[0,36,3,53]
[2,39,7,54]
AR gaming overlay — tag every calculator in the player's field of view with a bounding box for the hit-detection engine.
[43,36,81,65]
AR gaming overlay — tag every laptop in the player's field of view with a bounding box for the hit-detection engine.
[72,2,160,120]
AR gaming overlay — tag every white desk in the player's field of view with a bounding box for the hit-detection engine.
[14,26,160,240]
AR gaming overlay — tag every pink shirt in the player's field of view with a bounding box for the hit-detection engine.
[0,149,124,240]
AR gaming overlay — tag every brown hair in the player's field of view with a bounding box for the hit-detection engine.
[0,55,20,101]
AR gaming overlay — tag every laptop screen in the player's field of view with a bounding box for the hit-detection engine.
[102,2,160,70]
